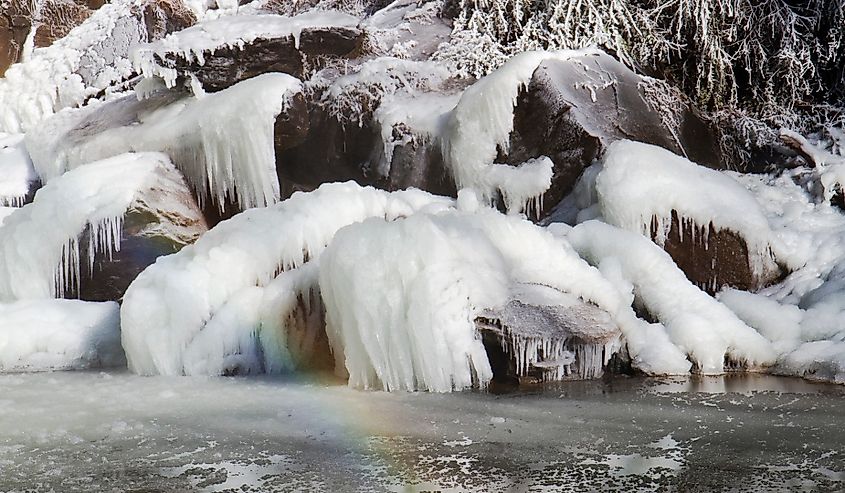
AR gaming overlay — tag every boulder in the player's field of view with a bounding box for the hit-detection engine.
[78,160,208,302]
[507,52,724,217]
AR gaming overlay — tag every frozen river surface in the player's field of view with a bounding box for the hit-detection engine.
[0,372,843,492]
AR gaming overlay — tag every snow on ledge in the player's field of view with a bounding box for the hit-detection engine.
[0,153,170,301]
[0,299,122,372]
[133,11,361,87]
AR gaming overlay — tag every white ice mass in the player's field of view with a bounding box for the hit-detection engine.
[0,299,121,371]
[0,152,172,300]
[27,73,302,211]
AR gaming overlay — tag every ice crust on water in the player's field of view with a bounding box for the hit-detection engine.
[0,134,37,206]
[0,299,122,371]
[595,140,787,278]
[320,201,627,392]
[133,11,361,87]
[121,182,454,376]
[0,152,169,301]
[567,220,777,374]
[28,73,301,211]
[440,49,599,211]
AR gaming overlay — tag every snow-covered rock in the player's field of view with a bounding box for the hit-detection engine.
[568,220,777,374]
[121,182,453,376]
[0,0,196,133]
[320,203,628,392]
[594,140,787,293]
[506,51,723,216]
[0,152,206,302]
[0,299,122,371]
[0,0,101,76]
[0,133,38,206]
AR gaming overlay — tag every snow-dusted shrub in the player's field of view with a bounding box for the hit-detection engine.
[443,0,844,116]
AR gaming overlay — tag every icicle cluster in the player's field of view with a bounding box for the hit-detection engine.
[0,153,165,301]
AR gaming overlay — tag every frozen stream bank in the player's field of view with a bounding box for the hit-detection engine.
[0,373,843,492]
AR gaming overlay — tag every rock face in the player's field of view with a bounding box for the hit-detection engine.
[654,211,784,295]
[476,297,621,384]
[78,161,208,302]
[508,52,724,217]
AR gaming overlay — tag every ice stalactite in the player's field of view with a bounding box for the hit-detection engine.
[120,182,454,376]
[27,73,302,212]
[440,49,599,213]
[595,140,790,280]
[0,153,167,301]
[567,220,778,374]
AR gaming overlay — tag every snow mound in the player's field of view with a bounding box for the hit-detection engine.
[121,182,453,376]
[596,140,787,278]
[0,153,171,300]
[440,49,600,211]
[320,203,626,392]
[133,11,360,87]
[0,133,37,206]
[0,299,122,371]
[28,73,302,211]
[568,220,777,374]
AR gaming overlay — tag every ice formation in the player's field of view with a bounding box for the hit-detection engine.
[0,152,170,300]
[0,133,37,206]
[121,182,453,376]
[28,73,302,211]
[0,299,122,371]
[440,49,599,209]
[595,140,788,279]
[133,11,360,87]
[567,220,777,374]
[319,202,629,392]
[0,0,167,133]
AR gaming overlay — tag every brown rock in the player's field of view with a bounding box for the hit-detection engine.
[653,211,784,295]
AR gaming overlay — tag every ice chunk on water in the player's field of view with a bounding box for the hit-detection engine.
[0,299,121,371]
